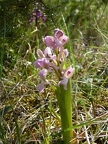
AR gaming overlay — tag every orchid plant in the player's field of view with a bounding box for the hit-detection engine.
[34,29,75,144]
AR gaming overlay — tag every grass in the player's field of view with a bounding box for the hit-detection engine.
[0,40,108,144]
[0,0,108,144]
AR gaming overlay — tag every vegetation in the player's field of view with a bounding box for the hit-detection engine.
[0,0,108,144]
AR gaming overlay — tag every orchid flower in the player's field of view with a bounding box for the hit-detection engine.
[38,69,48,81]
[44,47,52,56]
[29,8,47,23]
[54,29,64,38]
[43,36,55,48]
[63,49,69,57]
[58,66,75,90]
[34,58,50,69]
[34,29,74,92]
[36,69,49,93]
[34,28,75,144]
[36,83,46,93]
[64,66,75,78]
[36,81,49,93]
[54,29,69,47]
[43,29,68,50]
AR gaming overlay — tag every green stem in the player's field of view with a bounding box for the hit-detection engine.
[55,79,73,144]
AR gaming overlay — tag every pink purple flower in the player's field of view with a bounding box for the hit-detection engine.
[54,29,69,47]
[64,66,75,78]
[36,83,45,93]
[58,77,68,90]
[38,69,48,81]
[36,82,49,93]
[43,29,68,49]
[44,47,52,56]
[43,36,55,47]
[58,66,75,90]
[34,28,74,92]
[54,29,64,38]
[34,58,50,69]
[29,9,47,23]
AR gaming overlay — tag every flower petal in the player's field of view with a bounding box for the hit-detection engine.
[37,49,45,58]
[34,58,49,69]
[58,77,68,90]
[54,29,64,38]
[63,49,69,57]
[44,47,52,56]
[38,69,47,81]
[43,36,55,47]
[36,83,45,93]
[54,37,63,47]
[64,66,75,78]
[59,35,68,45]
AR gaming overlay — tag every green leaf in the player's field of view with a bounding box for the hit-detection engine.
[0,105,12,117]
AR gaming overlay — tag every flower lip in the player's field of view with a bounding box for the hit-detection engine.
[59,35,69,45]
[58,77,68,90]
[58,66,74,90]
[36,80,50,93]
[38,69,48,81]
[34,58,50,69]
[36,83,45,93]
[63,49,69,57]
[64,66,75,78]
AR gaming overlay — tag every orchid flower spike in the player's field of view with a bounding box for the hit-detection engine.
[34,28,75,92]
